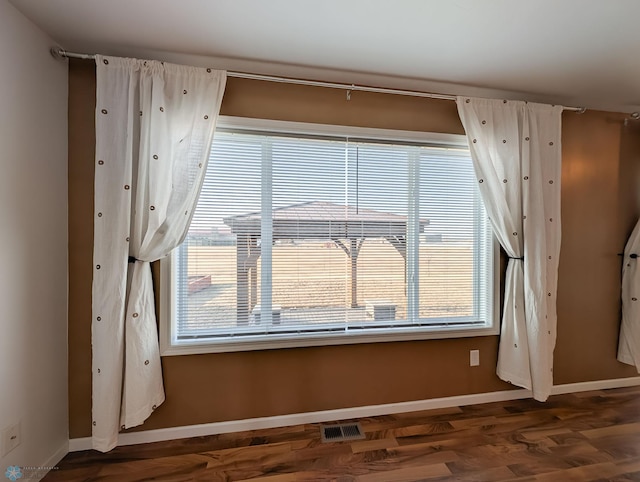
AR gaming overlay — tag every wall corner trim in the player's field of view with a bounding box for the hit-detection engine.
[68,376,640,452]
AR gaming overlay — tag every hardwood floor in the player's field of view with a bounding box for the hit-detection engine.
[44,386,640,481]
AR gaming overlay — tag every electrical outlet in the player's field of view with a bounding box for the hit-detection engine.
[2,421,21,456]
[470,349,480,367]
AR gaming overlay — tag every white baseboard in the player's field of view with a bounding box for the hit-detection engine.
[68,376,640,452]
[550,376,640,395]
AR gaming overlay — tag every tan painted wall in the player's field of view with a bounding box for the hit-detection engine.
[68,60,639,438]
[555,112,640,383]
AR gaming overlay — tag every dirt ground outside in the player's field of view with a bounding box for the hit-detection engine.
[183,241,475,329]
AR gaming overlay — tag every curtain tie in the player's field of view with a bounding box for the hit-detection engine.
[128,256,140,263]
[508,256,524,260]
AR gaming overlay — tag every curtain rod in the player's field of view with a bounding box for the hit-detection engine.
[51,47,586,113]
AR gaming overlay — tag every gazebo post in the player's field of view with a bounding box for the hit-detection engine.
[249,236,258,313]
[335,238,365,309]
[350,238,358,308]
[386,235,407,294]
[236,234,250,325]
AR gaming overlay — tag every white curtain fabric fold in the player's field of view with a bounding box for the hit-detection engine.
[92,55,226,452]
[618,218,640,372]
[456,97,562,401]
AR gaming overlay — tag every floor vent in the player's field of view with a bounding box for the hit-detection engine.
[320,422,366,443]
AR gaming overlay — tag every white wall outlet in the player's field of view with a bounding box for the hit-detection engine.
[470,349,480,367]
[2,421,21,456]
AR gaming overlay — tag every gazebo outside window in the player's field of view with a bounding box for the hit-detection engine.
[224,201,428,324]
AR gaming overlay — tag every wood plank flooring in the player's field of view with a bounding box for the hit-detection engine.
[44,386,640,481]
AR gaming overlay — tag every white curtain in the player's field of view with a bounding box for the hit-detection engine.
[456,97,562,401]
[618,218,640,372]
[92,55,226,452]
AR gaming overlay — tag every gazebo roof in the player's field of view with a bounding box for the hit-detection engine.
[223,201,428,239]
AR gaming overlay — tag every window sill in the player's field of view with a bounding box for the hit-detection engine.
[160,323,499,356]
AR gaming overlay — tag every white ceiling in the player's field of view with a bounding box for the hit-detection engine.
[10,0,640,113]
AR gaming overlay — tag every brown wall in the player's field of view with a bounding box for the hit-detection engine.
[68,59,95,438]
[68,59,640,438]
[555,113,640,383]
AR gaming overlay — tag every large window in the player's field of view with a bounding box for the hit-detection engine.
[160,118,497,354]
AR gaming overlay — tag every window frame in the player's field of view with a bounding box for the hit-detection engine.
[160,116,500,356]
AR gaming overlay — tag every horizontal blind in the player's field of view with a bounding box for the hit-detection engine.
[343,143,409,322]
[178,133,263,335]
[418,149,489,324]
[174,130,492,341]
[271,136,349,327]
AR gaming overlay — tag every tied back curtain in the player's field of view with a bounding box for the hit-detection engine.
[618,218,640,372]
[92,55,226,452]
[456,97,562,401]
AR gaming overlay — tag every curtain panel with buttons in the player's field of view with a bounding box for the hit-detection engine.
[92,55,226,452]
[456,97,562,401]
[618,218,640,372]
